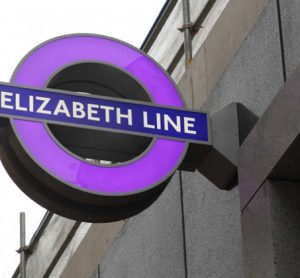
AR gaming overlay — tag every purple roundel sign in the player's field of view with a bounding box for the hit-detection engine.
[0,34,209,222]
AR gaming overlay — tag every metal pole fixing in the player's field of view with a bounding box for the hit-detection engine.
[182,0,193,64]
[20,212,26,278]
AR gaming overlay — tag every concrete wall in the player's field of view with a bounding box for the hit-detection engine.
[99,172,186,278]
[238,1,300,277]
[95,0,293,277]
[280,0,300,79]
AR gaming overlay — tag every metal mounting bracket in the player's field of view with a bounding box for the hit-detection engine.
[180,102,258,190]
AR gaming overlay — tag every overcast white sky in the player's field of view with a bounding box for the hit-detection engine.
[0,0,165,276]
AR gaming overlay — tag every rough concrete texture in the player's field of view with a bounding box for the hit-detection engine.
[202,0,283,117]
[241,181,276,278]
[60,221,124,278]
[242,180,300,278]
[25,215,76,278]
[181,171,243,278]
[177,0,270,109]
[238,64,300,209]
[99,172,186,278]
[271,180,300,278]
[199,0,269,99]
[279,0,300,78]
[182,1,283,277]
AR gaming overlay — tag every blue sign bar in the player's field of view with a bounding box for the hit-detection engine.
[0,83,210,143]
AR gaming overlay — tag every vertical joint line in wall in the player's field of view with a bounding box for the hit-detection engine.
[179,171,188,278]
[98,264,101,278]
[276,0,287,82]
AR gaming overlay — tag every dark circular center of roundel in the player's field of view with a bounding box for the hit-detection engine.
[46,62,152,165]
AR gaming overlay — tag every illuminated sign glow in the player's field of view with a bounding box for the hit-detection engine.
[0,34,211,222]
[11,35,187,194]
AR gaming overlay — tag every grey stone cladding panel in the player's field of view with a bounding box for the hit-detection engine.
[241,181,275,278]
[182,0,284,277]
[271,180,300,278]
[279,0,300,78]
[181,171,243,278]
[201,0,283,118]
[99,172,186,278]
[242,180,300,278]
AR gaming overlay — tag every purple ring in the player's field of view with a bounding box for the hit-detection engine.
[11,34,187,195]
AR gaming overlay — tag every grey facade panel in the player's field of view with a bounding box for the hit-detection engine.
[279,0,300,78]
[241,181,276,278]
[242,180,300,278]
[238,62,300,210]
[202,0,283,118]
[181,171,243,278]
[99,172,186,278]
[182,0,283,277]
[271,180,300,278]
